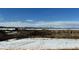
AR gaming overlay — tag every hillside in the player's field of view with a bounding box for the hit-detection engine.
[1,29,79,41]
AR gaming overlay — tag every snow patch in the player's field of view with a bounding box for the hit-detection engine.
[0,38,79,49]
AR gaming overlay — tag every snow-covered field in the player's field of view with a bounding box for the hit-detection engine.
[0,38,79,50]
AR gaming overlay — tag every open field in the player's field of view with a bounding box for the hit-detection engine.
[0,38,79,50]
[1,29,79,41]
[16,30,79,39]
[0,30,79,49]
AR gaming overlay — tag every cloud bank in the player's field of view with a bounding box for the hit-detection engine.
[0,21,79,28]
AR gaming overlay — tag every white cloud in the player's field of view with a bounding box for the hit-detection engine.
[0,21,33,27]
[25,19,33,22]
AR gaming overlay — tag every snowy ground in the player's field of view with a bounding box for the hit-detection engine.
[0,38,79,50]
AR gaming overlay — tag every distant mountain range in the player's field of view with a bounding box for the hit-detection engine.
[0,21,79,29]
[1,25,79,29]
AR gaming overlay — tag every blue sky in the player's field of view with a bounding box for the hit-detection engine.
[0,8,79,27]
[0,8,79,22]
